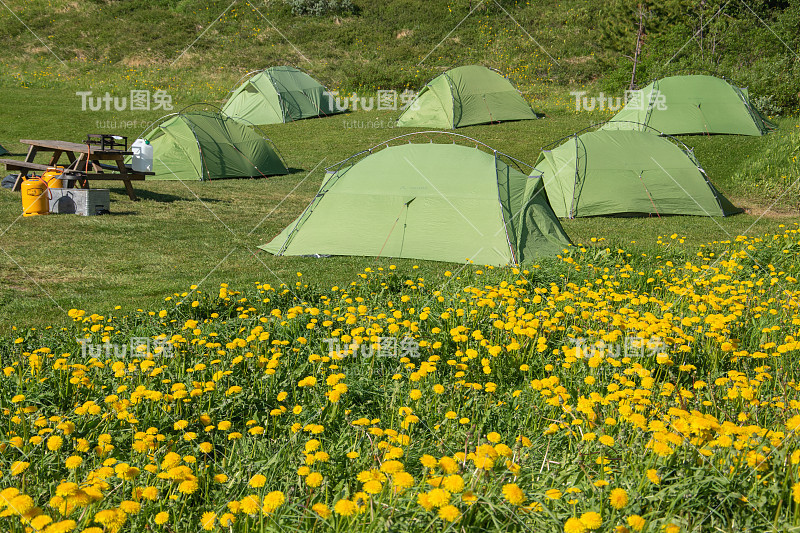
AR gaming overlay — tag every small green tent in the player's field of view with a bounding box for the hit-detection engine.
[0,144,8,156]
[396,66,538,129]
[261,135,571,265]
[141,111,288,181]
[533,129,740,218]
[602,75,776,136]
[221,66,343,125]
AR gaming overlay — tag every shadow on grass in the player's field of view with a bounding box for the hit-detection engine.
[107,188,210,203]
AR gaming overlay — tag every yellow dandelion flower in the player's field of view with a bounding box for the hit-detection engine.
[442,475,464,493]
[64,456,82,471]
[565,516,587,533]
[178,480,199,495]
[502,483,525,505]
[462,491,478,505]
[627,515,646,531]
[262,491,285,514]
[312,502,331,519]
[609,488,628,510]
[427,488,451,508]
[580,511,602,530]
[380,460,404,474]
[392,471,415,489]
[201,511,216,530]
[249,474,267,488]
[545,489,563,500]
[306,472,323,488]
[417,492,435,511]
[439,456,459,474]
[141,487,158,501]
[420,454,438,468]
[363,480,382,494]
[334,499,358,516]
[438,504,460,521]
[240,495,260,515]
[120,500,140,514]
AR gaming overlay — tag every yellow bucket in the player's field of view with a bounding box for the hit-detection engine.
[21,176,50,217]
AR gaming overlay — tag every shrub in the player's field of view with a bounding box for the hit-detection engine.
[284,0,356,16]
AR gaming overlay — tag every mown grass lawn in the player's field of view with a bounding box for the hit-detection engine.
[0,86,796,329]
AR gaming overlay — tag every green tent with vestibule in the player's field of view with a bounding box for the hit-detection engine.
[533,129,741,218]
[396,65,538,129]
[138,110,288,181]
[0,144,8,156]
[221,66,343,126]
[261,133,571,266]
[602,75,776,136]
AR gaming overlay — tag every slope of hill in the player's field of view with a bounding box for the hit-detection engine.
[0,0,796,110]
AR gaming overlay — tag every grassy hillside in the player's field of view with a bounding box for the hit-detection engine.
[0,0,797,107]
[0,0,597,100]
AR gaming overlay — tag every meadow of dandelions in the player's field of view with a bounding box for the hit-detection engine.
[2,226,800,532]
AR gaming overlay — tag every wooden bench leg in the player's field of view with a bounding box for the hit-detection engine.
[14,145,39,191]
[12,171,29,192]
[48,150,63,167]
[123,180,137,201]
[113,158,139,201]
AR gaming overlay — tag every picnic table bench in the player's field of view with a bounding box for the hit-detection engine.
[1,139,153,200]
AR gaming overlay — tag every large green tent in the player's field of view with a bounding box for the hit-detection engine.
[0,144,8,156]
[261,135,571,265]
[221,66,343,125]
[396,66,538,129]
[602,75,776,136]
[140,111,288,181]
[533,129,741,218]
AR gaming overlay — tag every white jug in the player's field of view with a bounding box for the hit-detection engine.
[131,139,153,173]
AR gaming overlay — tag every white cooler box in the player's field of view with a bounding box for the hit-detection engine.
[49,189,110,216]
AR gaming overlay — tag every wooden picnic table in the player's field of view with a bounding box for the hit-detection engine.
[0,139,153,200]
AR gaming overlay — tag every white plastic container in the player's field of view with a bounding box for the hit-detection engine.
[131,139,153,173]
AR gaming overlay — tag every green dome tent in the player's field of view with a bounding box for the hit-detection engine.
[396,66,538,129]
[602,75,776,136]
[533,128,741,218]
[221,66,343,125]
[0,144,8,156]
[261,133,571,266]
[140,110,288,181]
